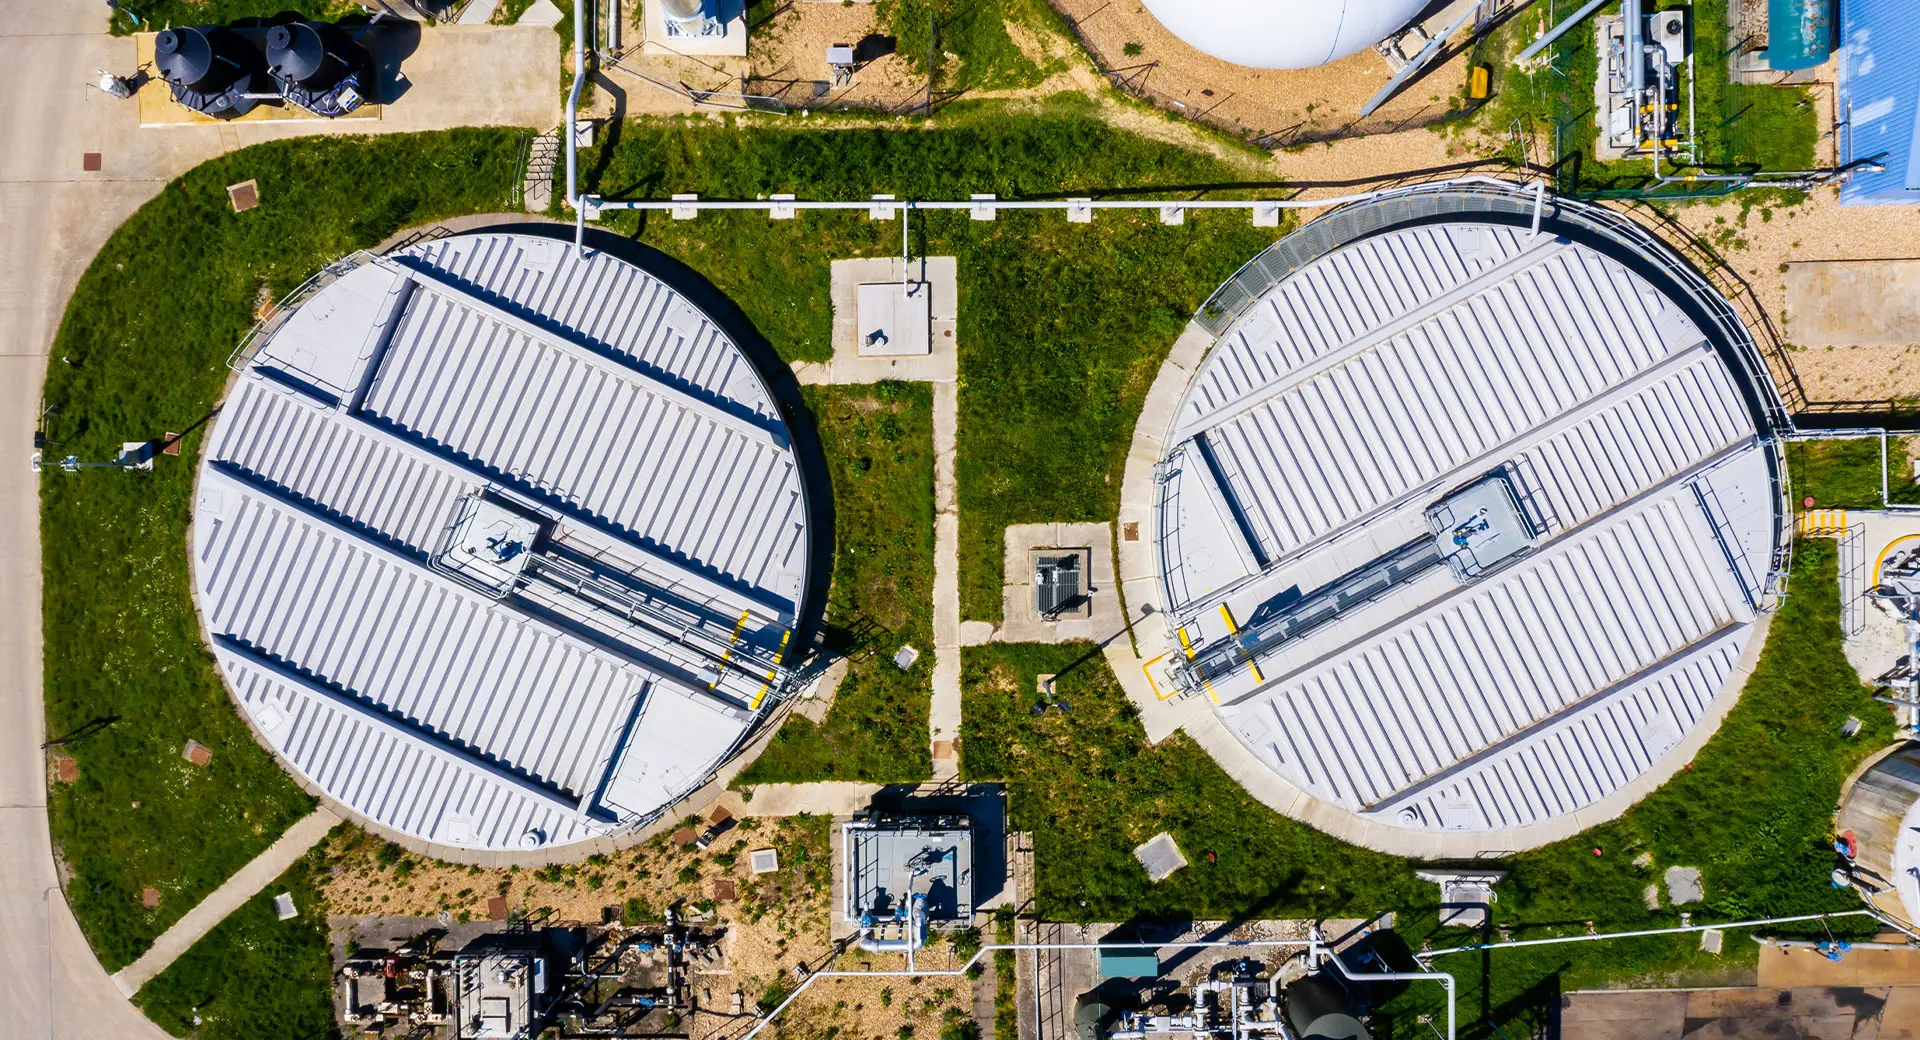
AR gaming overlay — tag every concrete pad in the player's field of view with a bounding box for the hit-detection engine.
[827,257,957,383]
[1788,260,1920,348]
[996,522,1122,644]
[1664,865,1704,905]
[518,0,564,27]
[856,282,932,356]
[640,0,748,56]
[1760,943,1920,988]
[1133,832,1187,881]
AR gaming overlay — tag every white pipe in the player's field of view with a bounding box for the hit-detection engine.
[738,939,1314,1040]
[1426,909,1885,956]
[1515,0,1611,65]
[566,0,586,251]
[1312,931,1454,1040]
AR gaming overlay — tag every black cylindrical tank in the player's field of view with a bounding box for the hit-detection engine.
[154,25,261,119]
[266,23,338,87]
[154,26,219,90]
[1285,975,1371,1040]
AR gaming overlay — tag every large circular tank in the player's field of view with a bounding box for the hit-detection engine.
[1836,743,1920,923]
[1139,0,1427,70]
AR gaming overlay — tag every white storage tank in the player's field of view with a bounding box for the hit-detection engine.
[1139,0,1428,69]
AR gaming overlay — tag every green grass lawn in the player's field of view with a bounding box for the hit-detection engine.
[1789,436,1920,509]
[108,0,367,34]
[1465,1,1817,196]
[134,837,340,1040]
[41,130,524,971]
[960,643,1430,920]
[738,384,937,784]
[577,109,1282,622]
[960,540,1892,1036]
[875,0,1067,94]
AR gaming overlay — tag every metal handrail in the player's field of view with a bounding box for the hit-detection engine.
[226,250,379,370]
[1186,178,1796,609]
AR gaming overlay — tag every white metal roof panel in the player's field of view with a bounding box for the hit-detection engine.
[194,232,805,852]
[1158,218,1782,836]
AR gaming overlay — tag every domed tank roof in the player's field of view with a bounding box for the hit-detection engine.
[266,23,329,84]
[1139,0,1428,69]
[155,26,216,88]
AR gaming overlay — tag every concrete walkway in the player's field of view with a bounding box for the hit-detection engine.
[0,6,557,1035]
[110,807,341,997]
[931,381,963,780]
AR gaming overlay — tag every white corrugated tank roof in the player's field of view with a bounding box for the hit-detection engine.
[194,231,811,854]
[1155,214,1784,836]
[1140,0,1427,69]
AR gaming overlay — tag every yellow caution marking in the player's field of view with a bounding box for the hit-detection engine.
[1142,653,1176,701]
[1798,508,1848,537]
[750,630,792,710]
[1176,626,1216,700]
[1217,604,1263,683]
[711,609,753,690]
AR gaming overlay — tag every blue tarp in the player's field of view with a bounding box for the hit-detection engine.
[1839,0,1920,204]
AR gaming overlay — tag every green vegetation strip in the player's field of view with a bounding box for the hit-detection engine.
[962,539,1892,1035]
[1788,437,1920,509]
[579,109,1281,624]
[739,384,937,784]
[42,131,524,971]
[134,834,339,1040]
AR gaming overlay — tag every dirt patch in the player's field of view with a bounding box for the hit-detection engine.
[1658,88,1920,404]
[1050,0,1480,150]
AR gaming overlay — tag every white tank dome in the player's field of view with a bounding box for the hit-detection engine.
[1140,0,1428,70]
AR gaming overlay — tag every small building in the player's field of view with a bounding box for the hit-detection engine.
[842,814,974,950]
[1835,742,1920,922]
[453,936,551,1040]
[1839,0,1920,205]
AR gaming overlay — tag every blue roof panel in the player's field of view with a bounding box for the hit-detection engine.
[1839,0,1920,204]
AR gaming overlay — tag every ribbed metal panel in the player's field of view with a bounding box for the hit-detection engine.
[201,486,639,796]
[1218,495,1739,812]
[1840,0,1920,204]
[195,232,804,851]
[226,661,600,848]
[1198,243,1679,564]
[1164,202,1784,838]
[365,284,804,600]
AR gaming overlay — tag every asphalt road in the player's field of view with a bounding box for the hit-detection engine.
[0,5,558,1035]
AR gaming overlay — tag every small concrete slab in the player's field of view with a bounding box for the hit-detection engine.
[671,827,700,848]
[856,281,932,356]
[997,523,1122,643]
[639,0,746,55]
[1134,832,1187,882]
[712,879,738,901]
[53,756,78,784]
[825,257,957,383]
[1787,259,1920,348]
[272,892,296,920]
[892,644,920,671]
[226,180,259,213]
[1699,928,1723,954]
[1643,884,1660,910]
[140,887,160,908]
[749,848,779,874]
[182,739,212,767]
[1665,866,1704,906]
[517,0,563,27]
